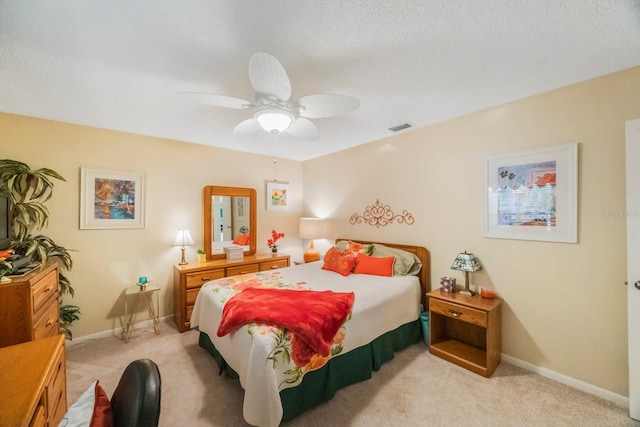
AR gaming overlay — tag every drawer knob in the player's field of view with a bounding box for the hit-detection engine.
[44,285,53,293]
[449,309,463,318]
[201,277,211,281]
[270,266,278,269]
[46,318,54,327]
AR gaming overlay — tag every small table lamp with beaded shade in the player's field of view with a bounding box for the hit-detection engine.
[299,217,328,263]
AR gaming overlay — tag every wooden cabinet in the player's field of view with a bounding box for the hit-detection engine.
[427,289,502,377]
[0,334,67,427]
[173,253,290,332]
[0,262,60,348]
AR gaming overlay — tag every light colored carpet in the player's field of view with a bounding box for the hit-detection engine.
[65,320,637,427]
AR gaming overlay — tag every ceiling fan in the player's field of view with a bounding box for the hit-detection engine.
[180,52,360,139]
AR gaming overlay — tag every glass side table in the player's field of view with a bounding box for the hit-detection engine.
[122,282,160,343]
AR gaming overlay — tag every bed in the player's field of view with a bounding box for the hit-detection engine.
[191,239,430,427]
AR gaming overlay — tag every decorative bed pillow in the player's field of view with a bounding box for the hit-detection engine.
[232,233,250,245]
[371,244,422,276]
[335,240,374,256]
[353,252,394,277]
[322,247,357,276]
[58,380,113,427]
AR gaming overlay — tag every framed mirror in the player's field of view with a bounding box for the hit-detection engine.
[203,186,257,260]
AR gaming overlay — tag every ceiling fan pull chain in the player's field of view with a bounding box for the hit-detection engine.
[272,132,278,182]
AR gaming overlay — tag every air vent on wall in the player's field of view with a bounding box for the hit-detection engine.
[388,123,412,132]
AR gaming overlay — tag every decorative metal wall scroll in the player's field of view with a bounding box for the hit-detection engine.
[349,199,414,228]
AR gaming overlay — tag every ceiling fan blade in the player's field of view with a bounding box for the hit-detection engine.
[249,52,291,101]
[232,118,262,136]
[178,92,253,109]
[285,117,319,140]
[297,94,360,118]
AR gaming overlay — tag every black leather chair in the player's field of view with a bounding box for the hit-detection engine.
[110,359,161,427]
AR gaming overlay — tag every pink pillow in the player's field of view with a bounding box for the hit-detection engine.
[353,253,394,277]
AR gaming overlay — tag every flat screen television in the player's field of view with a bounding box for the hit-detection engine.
[0,193,11,251]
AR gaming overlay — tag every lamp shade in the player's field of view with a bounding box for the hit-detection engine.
[255,108,294,133]
[299,217,327,239]
[450,251,482,272]
[173,229,195,247]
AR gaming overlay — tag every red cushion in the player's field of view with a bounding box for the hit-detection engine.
[353,253,394,277]
[322,247,357,276]
[91,381,113,427]
[232,233,250,245]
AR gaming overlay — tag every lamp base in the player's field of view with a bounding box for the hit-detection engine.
[179,247,188,265]
[303,248,320,263]
[303,240,320,263]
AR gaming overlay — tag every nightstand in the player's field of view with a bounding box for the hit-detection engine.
[427,289,502,377]
[122,283,160,343]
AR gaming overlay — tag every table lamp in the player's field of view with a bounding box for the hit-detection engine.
[299,217,327,263]
[450,251,482,296]
[173,228,195,265]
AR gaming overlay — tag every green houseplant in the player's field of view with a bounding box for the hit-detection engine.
[0,159,80,338]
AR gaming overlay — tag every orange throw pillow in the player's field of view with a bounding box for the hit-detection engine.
[232,234,250,245]
[353,253,394,277]
[322,247,357,276]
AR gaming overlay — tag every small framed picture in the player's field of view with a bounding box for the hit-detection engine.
[80,168,146,229]
[266,181,290,211]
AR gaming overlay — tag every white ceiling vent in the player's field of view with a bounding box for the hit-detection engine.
[388,123,412,132]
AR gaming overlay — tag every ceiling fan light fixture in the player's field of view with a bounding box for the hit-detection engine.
[254,108,294,133]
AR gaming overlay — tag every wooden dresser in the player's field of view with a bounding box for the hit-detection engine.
[0,334,67,427]
[174,253,290,332]
[0,262,60,348]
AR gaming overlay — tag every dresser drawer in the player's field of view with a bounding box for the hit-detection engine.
[185,269,225,289]
[227,264,259,277]
[32,270,58,315]
[30,405,46,427]
[186,288,200,306]
[33,301,59,340]
[47,346,66,426]
[430,298,487,328]
[259,259,289,271]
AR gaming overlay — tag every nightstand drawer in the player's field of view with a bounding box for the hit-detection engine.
[227,264,260,277]
[259,259,289,270]
[185,269,225,289]
[430,298,487,328]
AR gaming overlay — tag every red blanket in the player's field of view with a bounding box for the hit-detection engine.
[217,287,355,359]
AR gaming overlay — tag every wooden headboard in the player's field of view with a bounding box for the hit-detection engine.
[336,238,431,311]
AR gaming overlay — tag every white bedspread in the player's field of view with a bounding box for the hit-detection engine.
[191,262,420,427]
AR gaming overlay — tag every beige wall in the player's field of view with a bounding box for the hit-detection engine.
[303,66,640,396]
[0,113,305,338]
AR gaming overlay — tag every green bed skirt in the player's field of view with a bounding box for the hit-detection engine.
[198,319,420,422]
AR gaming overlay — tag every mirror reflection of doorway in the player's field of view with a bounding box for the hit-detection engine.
[213,196,232,243]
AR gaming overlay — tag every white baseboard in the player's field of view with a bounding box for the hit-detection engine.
[65,315,174,347]
[502,353,629,409]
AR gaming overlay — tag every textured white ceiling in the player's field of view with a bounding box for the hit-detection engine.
[1,1,640,160]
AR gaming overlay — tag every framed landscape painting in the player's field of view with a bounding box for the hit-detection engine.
[484,143,578,243]
[80,168,146,229]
